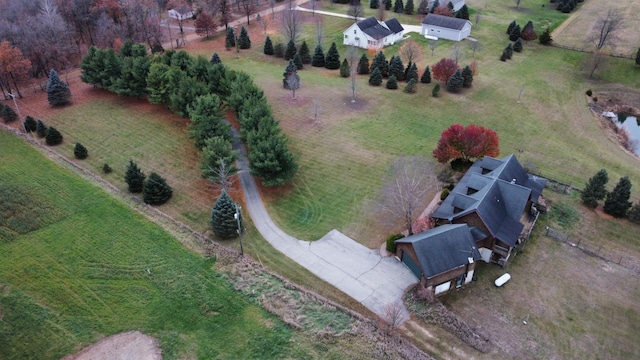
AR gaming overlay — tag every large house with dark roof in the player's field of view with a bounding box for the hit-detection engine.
[343,17,404,49]
[421,14,472,41]
[395,154,546,295]
[431,154,547,267]
[395,224,483,295]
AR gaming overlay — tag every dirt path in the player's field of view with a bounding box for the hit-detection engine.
[62,331,161,360]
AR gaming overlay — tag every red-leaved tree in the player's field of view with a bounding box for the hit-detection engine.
[431,58,459,83]
[195,12,216,38]
[433,124,500,163]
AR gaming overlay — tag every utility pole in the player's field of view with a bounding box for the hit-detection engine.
[7,93,26,133]
[234,204,244,256]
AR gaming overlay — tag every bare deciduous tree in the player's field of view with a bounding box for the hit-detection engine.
[346,46,359,102]
[347,1,364,22]
[428,39,438,56]
[384,301,405,331]
[381,157,437,236]
[450,44,464,64]
[315,17,324,45]
[590,9,622,51]
[281,2,302,43]
[586,49,609,78]
[398,39,423,65]
[239,0,256,25]
[257,13,269,34]
[311,98,320,124]
[377,0,387,21]
[468,39,481,59]
[207,160,236,192]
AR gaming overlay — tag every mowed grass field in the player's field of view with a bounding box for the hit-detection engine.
[0,130,361,360]
[187,0,640,246]
[4,0,640,358]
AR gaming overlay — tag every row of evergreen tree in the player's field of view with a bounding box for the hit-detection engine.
[581,169,639,222]
[369,0,470,19]
[265,38,341,71]
[80,41,297,187]
[125,160,173,205]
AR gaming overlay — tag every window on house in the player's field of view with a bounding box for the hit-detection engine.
[354,30,357,34]
[345,35,348,39]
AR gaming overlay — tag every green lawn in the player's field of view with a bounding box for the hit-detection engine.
[0,130,343,360]
[201,3,640,244]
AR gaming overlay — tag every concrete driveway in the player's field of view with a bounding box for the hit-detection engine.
[231,128,419,323]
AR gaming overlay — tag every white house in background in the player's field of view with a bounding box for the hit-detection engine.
[343,17,404,50]
[429,0,466,12]
[421,14,472,41]
[168,8,194,21]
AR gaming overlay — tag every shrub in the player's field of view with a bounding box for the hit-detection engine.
[74,142,88,159]
[539,27,552,45]
[369,67,383,86]
[36,120,47,137]
[125,160,145,193]
[432,83,440,97]
[586,89,593,96]
[339,58,350,78]
[513,38,523,52]
[404,78,417,93]
[1,104,18,123]
[45,126,63,145]
[550,202,580,228]
[102,163,113,174]
[24,116,37,132]
[440,188,450,200]
[143,172,173,205]
[420,66,431,84]
[386,75,398,89]
[593,97,598,102]
[386,233,404,253]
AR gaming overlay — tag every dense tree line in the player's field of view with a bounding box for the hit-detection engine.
[0,0,165,78]
[80,42,297,187]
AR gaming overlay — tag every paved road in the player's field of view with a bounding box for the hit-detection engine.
[230,128,418,323]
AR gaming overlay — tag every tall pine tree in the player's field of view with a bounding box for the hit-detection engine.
[299,41,312,64]
[264,36,274,55]
[143,172,173,205]
[603,176,632,217]
[238,26,251,49]
[340,58,350,77]
[420,65,431,83]
[358,53,370,74]
[285,40,297,60]
[581,169,609,208]
[324,42,341,70]
[125,160,146,193]
[210,189,241,238]
[312,44,325,67]
[46,69,72,106]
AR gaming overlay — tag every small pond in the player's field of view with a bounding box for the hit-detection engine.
[603,112,640,155]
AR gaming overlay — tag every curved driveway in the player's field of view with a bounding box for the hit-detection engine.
[232,129,418,323]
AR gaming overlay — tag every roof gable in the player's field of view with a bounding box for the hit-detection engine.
[432,154,546,246]
[384,18,404,34]
[354,16,403,40]
[422,14,470,31]
[396,224,482,279]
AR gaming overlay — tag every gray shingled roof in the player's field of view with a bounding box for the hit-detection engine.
[356,16,403,40]
[432,155,547,247]
[421,14,470,31]
[395,224,483,279]
[384,18,404,34]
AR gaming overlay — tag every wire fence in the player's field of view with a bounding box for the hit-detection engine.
[549,43,636,60]
[544,226,640,275]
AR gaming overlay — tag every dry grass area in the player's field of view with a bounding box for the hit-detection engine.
[551,0,640,56]
[436,190,640,359]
